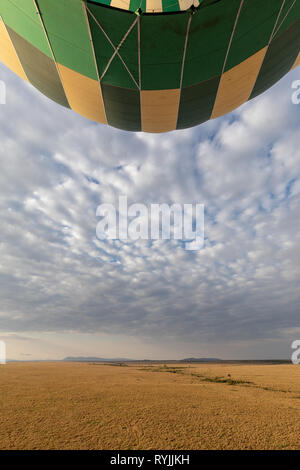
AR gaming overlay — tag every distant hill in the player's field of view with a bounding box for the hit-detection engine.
[63,356,132,362]
[181,358,222,362]
[7,357,291,364]
[63,356,222,363]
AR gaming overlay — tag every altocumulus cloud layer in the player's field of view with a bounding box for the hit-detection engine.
[0,62,300,357]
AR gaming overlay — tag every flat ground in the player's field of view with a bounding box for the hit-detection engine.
[0,362,299,450]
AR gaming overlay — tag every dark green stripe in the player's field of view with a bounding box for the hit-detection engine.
[182,0,241,87]
[163,0,180,13]
[250,19,300,99]
[101,84,141,131]
[225,0,284,72]
[276,0,300,36]
[92,0,112,7]
[6,26,69,108]
[87,3,139,89]
[177,76,220,129]
[129,0,146,12]
[140,13,188,90]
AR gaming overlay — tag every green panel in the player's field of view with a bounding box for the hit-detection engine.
[162,0,180,13]
[103,53,139,88]
[251,19,300,99]
[140,13,188,90]
[177,75,220,129]
[275,0,300,36]
[130,0,147,12]
[101,84,141,131]
[182,0,241,87]
[225,0,284,72]
[92,0,112,6]
[93,0,180,12]
[36,0,98,80]
[7,26,69,108]
[0,0,51,57]
[88,3,139,89]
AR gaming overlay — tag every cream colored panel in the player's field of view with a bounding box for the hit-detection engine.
[57,63,107,124]
[179,0,199,11]
[292,53,300,69]
[146,0,162,13]
[212,47,267,119]
[110,0,130,10]
[141,89,180,133]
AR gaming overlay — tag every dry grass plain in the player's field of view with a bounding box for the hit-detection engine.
[0,362,300,450]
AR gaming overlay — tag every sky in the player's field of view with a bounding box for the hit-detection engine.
[0,62,300,361]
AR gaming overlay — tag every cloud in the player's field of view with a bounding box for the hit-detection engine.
[0,62,300,351]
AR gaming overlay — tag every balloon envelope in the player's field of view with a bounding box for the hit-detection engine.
[0,0,299,132]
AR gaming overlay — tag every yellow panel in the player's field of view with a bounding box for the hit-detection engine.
[211,47,267,119]
[146,0,163,12]
[141,89,180,133]
[179,0,199,10]
[57,63,107,124]
[110,0,130,10]
[0,18,28,81]
[292,53,300,69]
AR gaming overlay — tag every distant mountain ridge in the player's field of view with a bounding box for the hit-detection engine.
[7,357,291,363]
[63,356,132,362]
[180,358,222,362]
[63,356,222,362]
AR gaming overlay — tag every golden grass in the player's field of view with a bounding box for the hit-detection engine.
[0,362,300,450]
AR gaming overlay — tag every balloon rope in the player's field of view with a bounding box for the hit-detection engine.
[179,12,193,93]
[86,6,140,89]
[271,0,296,41]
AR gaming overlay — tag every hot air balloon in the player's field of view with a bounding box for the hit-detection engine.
[0,0,299,132]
